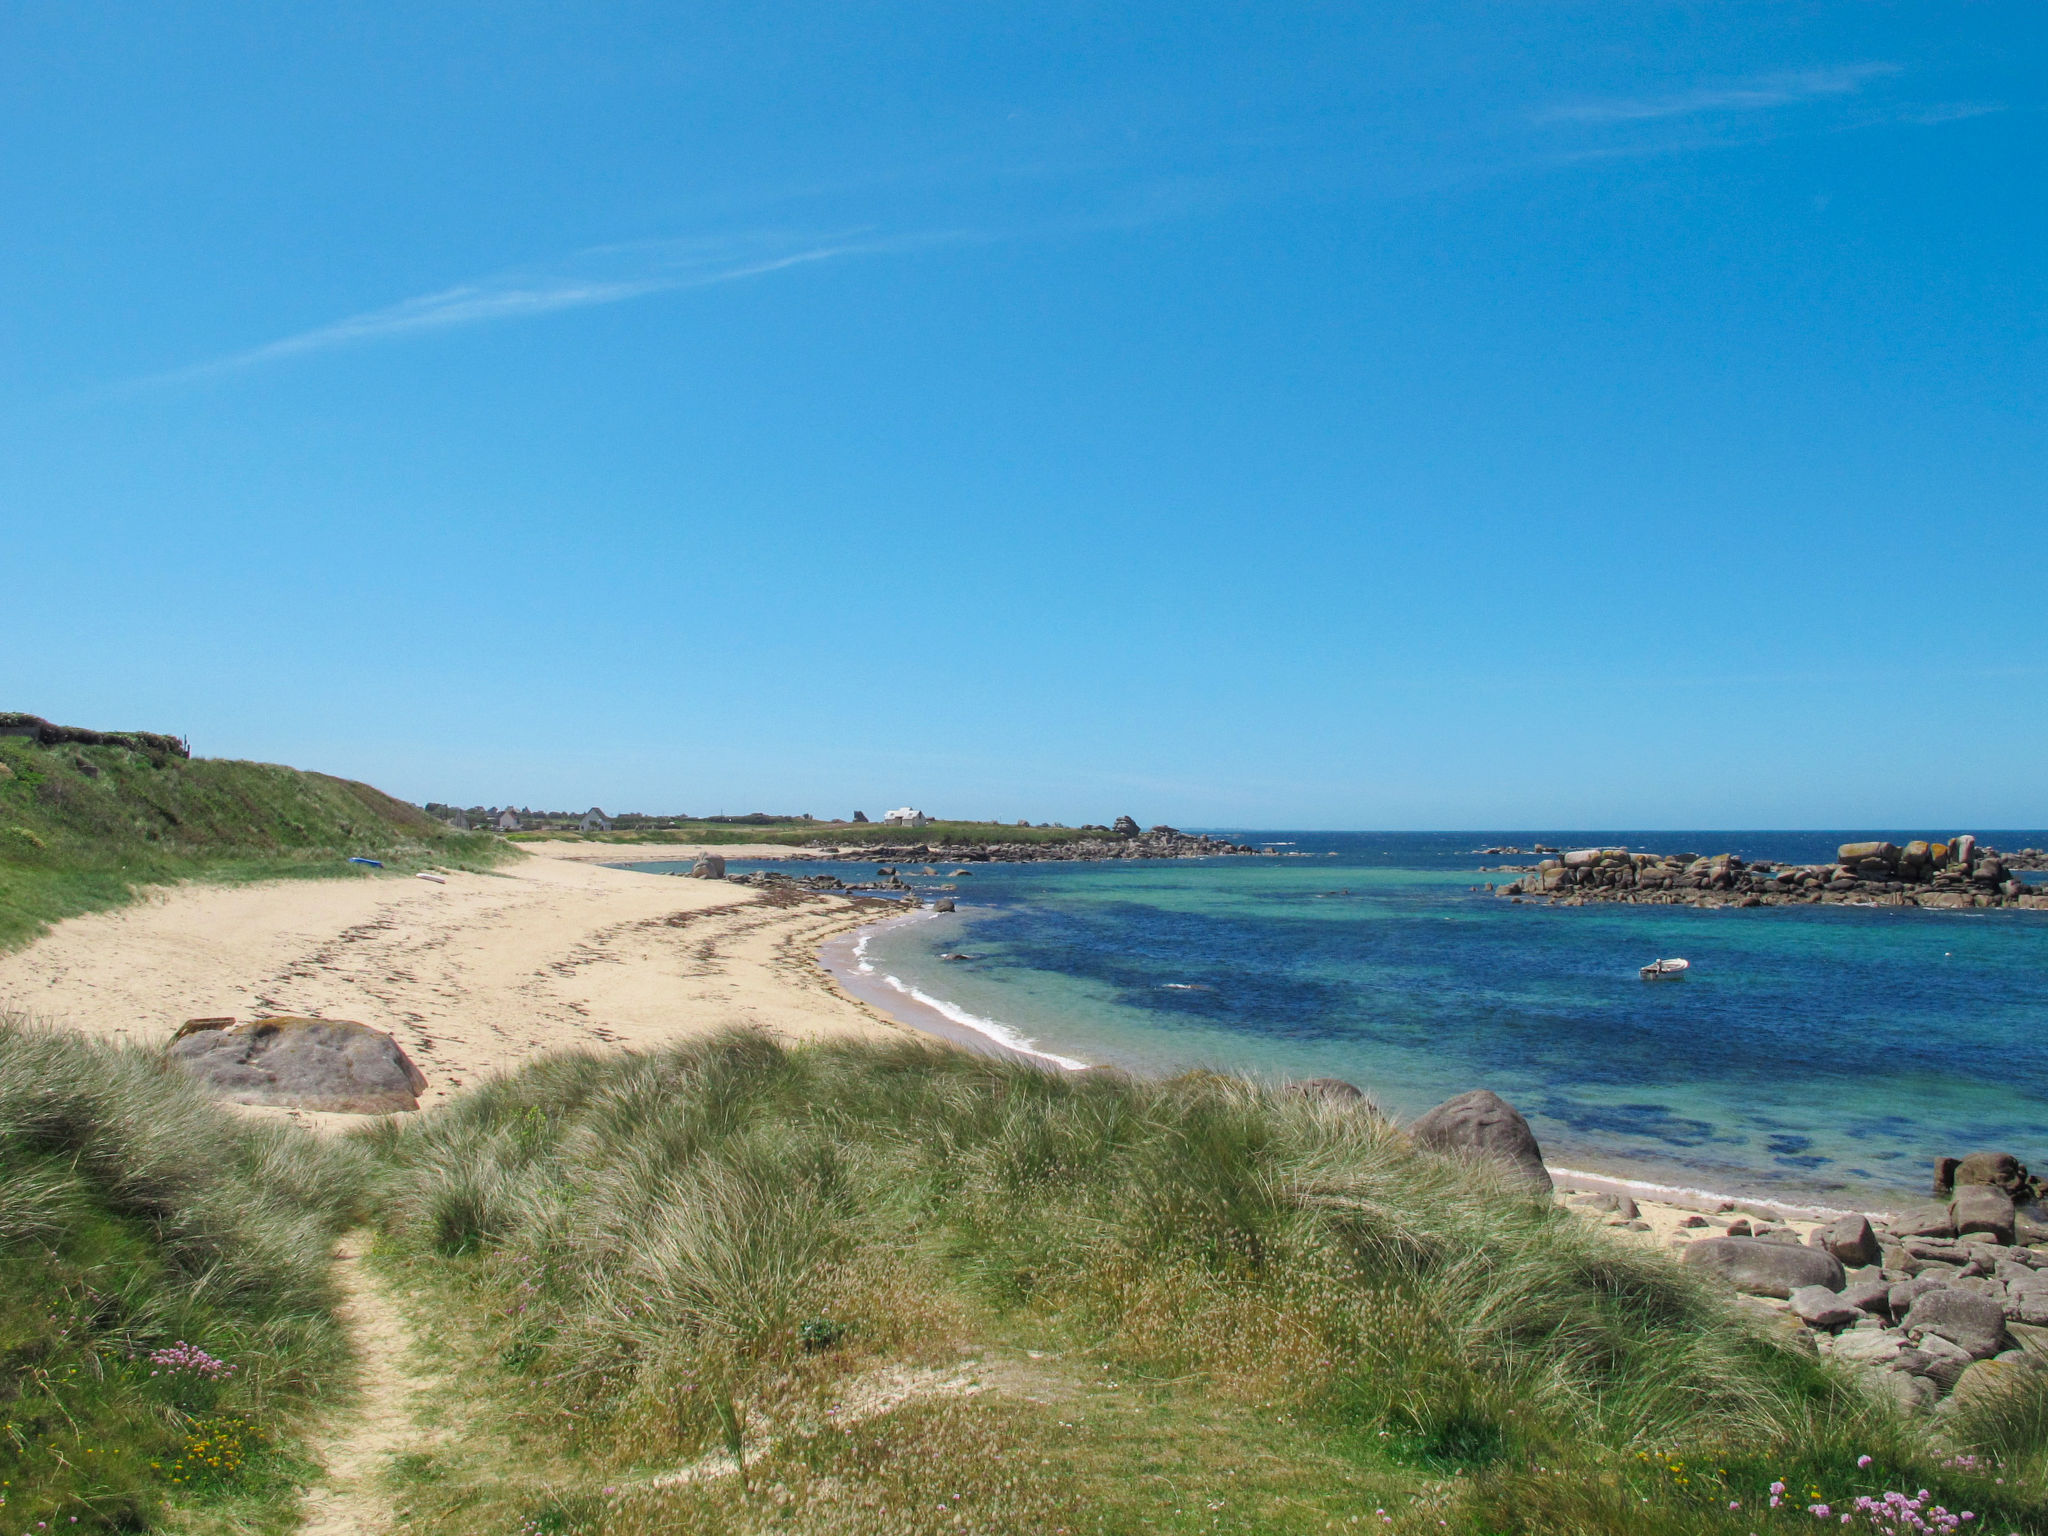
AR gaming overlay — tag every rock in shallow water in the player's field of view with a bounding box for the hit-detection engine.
[168,1016,426,1114]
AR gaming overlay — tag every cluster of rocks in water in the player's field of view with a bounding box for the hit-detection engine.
[1669,1151,2048,1413]
[1492,835,2048,910]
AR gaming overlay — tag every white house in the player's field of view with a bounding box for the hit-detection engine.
[883,807,933,827]
[496,809,522,832]
[579,807,613,832]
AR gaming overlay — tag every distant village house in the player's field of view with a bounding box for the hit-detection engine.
[883,807,933,827]
[496,809,522,832]
[579,807,613,832]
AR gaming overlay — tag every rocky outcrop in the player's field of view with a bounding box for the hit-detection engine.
[689,855,727,879]
[1493,836,2047,910]
[1674,1147,2048,1414]
[1409,1089,1552,1193]
[168,1016,426,1113]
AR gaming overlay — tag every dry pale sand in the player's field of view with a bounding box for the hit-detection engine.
[0,850,907,1126]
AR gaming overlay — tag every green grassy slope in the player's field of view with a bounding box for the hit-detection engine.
[0,730,503,949]
[0,1021,367,1535]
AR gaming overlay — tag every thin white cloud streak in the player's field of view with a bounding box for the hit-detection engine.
[139,229,963,386]
[1540,63,1901,125]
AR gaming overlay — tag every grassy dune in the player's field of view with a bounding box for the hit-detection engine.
[0,733,503,948]
[0,1021,367,1534]
[358,1033,2048,1536]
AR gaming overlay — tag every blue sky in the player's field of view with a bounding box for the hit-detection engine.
[5,4,2042,828]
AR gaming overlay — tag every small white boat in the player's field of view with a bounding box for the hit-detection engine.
[1640,957,1690,980]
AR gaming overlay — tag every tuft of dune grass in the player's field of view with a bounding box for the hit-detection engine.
[0,1014,366,1530]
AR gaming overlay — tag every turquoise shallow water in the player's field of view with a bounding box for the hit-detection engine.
[679,832,2048,1205]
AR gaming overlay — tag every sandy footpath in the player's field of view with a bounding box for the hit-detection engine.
[0,849,904,1120]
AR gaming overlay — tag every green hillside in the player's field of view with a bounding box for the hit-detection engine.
[0,719,503,950]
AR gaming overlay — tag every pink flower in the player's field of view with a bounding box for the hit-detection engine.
[1858,1455,1873,1469]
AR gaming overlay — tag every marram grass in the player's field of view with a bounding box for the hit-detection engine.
[358,1030,2048,1535]
[0,1016,366,1534]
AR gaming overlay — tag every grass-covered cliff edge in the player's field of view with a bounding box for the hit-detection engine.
[9,1020,2043,1536]
[0,715,502,949]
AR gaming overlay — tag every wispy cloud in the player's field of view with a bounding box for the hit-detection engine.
[139,228,964,386]
[1540,63,1901,126]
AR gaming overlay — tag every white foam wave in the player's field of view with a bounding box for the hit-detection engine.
[875,972,1090,1071]
[1547,1165,1864,1220]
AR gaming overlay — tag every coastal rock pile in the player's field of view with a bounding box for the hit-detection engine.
[1494,836,2047,910]
[1677,1150,2048,1411]
[803,827,1262,862]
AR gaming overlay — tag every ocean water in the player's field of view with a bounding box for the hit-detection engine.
[646,832,2048,1206]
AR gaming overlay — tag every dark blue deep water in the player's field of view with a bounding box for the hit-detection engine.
[691,832,2048,1205]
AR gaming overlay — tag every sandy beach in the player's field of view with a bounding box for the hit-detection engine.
[0,846,904,1125]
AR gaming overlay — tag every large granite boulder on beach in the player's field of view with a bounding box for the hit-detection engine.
[169,1016,426,1114]
[1681,1237,1845,1298]
[1954,1185,2017,1244]
[689,855,727,879]
[1811,1213,1883,1267]
[1903,1288,2010,1359]
[1408,1089,1551,1192]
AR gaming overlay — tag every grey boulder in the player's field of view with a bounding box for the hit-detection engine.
[1888,1201,1957,1239]
[1813,1214,1884,1268]
[1868,1369,1937,1412]
[1408,1089,1551,1193]
[1904,1332,1975,1392]
[1833,1327,1906,1366]
[169,1016,426,1114]
[689,855,728,879]
[1790,1284,1861,1329]
[1289,1077,1366,1104]
[1681,1237,1846,1298]
[1953,1185,2016,1245]
[1903,1287,2010,1360]
[1839,1277,1894,1317]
